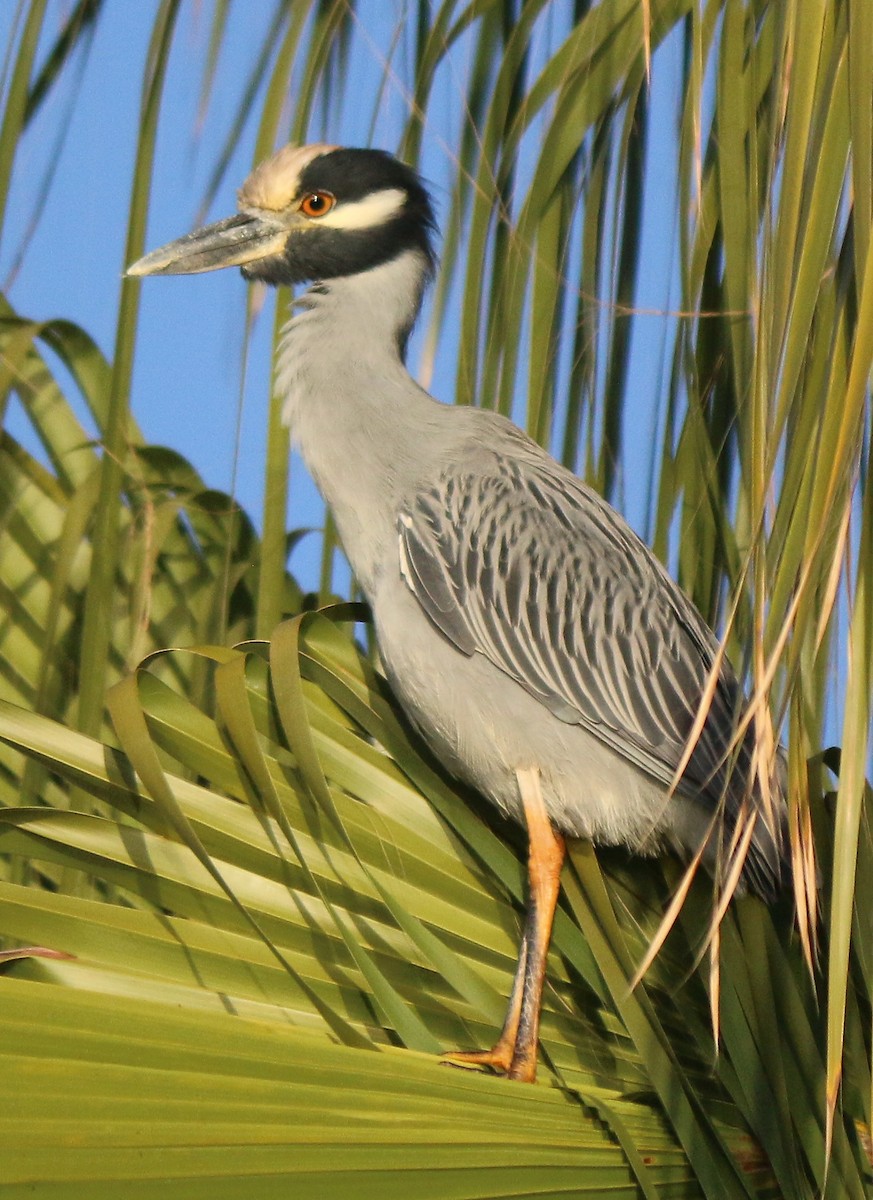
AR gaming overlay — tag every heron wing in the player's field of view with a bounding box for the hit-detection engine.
[398,431,750,804]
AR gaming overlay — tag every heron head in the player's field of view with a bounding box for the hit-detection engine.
[127,144,436,286]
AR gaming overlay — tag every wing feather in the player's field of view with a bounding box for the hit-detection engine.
[398,445,767,820]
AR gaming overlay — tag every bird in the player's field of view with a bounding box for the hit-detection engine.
[128,143,789,1083]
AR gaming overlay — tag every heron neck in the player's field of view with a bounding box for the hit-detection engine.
[275,248,440,596]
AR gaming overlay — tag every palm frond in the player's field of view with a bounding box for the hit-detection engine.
[1,611,871,1195]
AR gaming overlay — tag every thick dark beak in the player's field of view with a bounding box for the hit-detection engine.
[126,212,288,277]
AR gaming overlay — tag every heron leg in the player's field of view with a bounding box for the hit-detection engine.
[443,928,529,1073]
[443,766,565,1082]
[507,765,565,1082]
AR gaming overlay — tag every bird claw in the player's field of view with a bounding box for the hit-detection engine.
[440,1038,539,1082]
[441,1046,515,1074]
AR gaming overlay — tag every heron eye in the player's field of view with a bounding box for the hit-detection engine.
[299,191,335,218]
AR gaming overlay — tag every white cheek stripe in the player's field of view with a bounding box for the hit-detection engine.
[318,188,407,230]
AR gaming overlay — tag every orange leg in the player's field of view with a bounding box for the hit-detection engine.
[443,927,528,1074]
[444,766,565,1083]
[507,766,565,1081]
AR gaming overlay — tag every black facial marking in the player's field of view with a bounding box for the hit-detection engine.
[241,148,437,287]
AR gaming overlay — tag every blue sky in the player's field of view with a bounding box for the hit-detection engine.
[3,2,682,592]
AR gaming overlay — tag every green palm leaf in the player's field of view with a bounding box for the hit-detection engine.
[1,612,870,1195]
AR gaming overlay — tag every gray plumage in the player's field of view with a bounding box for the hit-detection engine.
[275,250,786,901]
[130,142,788,911]
[401,440,764,822]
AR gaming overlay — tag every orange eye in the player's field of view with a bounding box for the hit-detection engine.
[299,191,335,218]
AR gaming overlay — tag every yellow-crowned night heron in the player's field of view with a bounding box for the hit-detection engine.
[129,144,788,1083]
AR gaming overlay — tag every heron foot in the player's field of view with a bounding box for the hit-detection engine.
[441,1044,514,1074]
[440,1035,538,1082]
